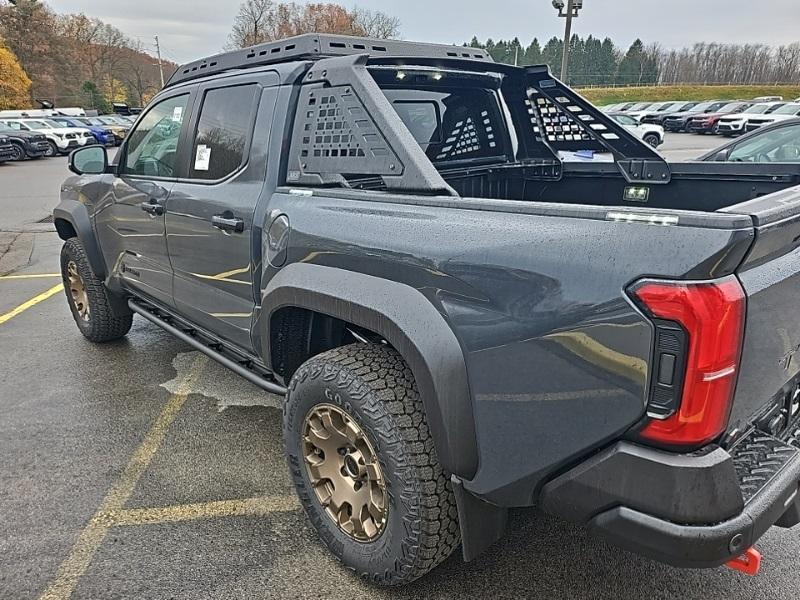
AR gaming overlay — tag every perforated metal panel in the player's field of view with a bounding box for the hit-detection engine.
[526,90,611,152]
[288,85,402,183]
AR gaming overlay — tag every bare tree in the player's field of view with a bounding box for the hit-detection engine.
[226,1,400,50]
[351,6,400,39]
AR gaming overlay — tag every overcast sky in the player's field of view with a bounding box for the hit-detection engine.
[49,0,800,64]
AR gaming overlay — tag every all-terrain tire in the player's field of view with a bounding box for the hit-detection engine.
[284,343,460,586]
[60,238,133,342]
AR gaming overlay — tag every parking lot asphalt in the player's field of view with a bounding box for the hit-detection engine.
[3,136,799,600]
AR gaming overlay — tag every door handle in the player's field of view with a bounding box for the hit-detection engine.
[139,199,164,216]
[211,214,244,233]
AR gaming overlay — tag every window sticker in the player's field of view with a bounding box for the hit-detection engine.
[194,144,211,171]
[172,106,183,122]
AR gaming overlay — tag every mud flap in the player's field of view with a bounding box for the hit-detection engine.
[452,475,508,561]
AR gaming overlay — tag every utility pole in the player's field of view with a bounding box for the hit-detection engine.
[552,0,583,82]
[154,35,165,88]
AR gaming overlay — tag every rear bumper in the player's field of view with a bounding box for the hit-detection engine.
[541,430,800,568]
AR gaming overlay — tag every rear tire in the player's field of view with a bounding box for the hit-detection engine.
[284,343,460,585]
[60,238,133,342]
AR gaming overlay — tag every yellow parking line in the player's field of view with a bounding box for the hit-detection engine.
[0,273,61,280]
[0,284,63,326]
[38,354,208,600]
[106,495,300,527]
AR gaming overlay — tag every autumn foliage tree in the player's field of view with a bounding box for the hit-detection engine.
[227,1,400,49]
[0,43,32,109]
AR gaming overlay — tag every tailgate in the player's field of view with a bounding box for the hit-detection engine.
[723,186,800,430]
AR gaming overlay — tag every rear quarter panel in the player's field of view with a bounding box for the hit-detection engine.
[265,190,754,505]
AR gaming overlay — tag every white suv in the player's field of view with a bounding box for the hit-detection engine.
[0,118,93,157]
[608,112,665,147]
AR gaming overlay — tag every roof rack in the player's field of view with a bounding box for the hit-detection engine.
[166,33,493,89]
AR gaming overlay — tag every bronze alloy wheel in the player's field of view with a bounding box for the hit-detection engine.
[66,260,90,322]
[303,403,388,542]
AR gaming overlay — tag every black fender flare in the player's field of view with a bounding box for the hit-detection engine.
[53,199,107,279]
[262,263,478,479]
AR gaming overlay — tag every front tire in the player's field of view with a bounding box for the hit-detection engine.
[284,344,460,586]
[9,143,26,161]
[643,133,660,148]
[60,238,133,342]
[43,140,58,157]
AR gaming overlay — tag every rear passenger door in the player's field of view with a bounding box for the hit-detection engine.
[166,72,279,350]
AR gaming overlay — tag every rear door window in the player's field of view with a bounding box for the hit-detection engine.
[188,84,257,181]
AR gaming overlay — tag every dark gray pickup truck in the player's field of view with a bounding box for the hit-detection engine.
[55,34,800,585]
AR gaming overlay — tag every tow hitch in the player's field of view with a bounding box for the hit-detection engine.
[725,547,762,576]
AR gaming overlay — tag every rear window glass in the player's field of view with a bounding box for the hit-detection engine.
[382,87,506,164]
[189,84,257,180]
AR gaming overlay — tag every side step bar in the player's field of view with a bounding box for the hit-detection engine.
[128,299,287,396]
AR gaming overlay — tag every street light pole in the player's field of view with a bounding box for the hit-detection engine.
[154,35,166,89]
[560,0,574,81]
[552,0,582,82]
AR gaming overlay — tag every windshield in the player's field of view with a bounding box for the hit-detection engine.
[719,102,748,114]
[98,117,118,125]
[629,103,651,110]
[25,120,53,129]
[656,103,675,112]
[687,102,716,113]
[43,119,69,128]
[773,103,800,115]
[744,104,772,114]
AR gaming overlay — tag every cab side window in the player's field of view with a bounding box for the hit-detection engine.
[189,84,257,181]
[122,94,189,178]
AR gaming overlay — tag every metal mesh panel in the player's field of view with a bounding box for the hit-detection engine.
[526,90,607,152]
[289,85,402,183]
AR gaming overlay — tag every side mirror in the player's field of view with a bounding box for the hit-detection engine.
[69,145,108,175]
[711,148,731,162]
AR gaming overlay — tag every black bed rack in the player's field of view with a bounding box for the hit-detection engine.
[166,33,493,89]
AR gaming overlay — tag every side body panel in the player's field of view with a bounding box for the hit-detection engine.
[261,188,754,505]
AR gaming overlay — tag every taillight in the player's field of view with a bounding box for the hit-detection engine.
[631,276,746,447]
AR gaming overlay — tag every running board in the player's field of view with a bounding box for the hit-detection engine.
[128,299,287,396]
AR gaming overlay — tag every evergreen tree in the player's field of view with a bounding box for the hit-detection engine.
[616,39,646,85]
[524,37,542,65]
[541,36,563,74]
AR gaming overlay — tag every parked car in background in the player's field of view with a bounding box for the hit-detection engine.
[746,103,800,132]
[716,102,787,136]
[700,118,800,163]
[662,100,731,132]
[0,118,92,156]
[624,101,677,122]
[50,116,115,147]
[0,124,50,160]
[0,134,15,164]
[608,112,664,147]
[687,101,753,134]
[640,101,699,125]
[95,116,130,145]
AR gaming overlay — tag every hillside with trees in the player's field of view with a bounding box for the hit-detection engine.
[0,0,175,111]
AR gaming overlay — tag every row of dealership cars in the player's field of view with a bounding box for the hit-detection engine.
[0,114,134,164]
[602,97,800,137]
